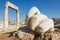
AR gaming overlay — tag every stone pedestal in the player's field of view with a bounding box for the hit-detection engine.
[17,26,35,40]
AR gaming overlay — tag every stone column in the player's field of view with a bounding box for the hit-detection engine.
[16,10,19,28]
[4,5,8,28]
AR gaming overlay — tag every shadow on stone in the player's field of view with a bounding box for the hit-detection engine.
[18,26,37,35]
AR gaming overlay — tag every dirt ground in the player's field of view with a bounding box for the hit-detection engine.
[0,18,60,40]
[0,26,60,40]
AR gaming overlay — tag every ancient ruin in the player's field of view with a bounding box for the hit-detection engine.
[26,7,54,32]
[0,1,60,40]
[4,1,19,28]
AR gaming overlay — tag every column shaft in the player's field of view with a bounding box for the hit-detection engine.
[16,11,19,28]
[4,5,8,28]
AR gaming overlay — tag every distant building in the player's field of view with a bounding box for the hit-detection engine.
[0,21,3,29]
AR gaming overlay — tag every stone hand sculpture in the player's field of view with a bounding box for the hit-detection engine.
[28,14,48,31]
[35,19,54,33]
[25,7,54,34]
[25,7,41,25]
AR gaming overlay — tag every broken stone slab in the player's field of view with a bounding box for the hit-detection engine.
[34,31,60,40]
[17,25,36,40]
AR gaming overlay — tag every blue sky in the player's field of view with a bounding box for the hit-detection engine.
[0,0,60,20]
